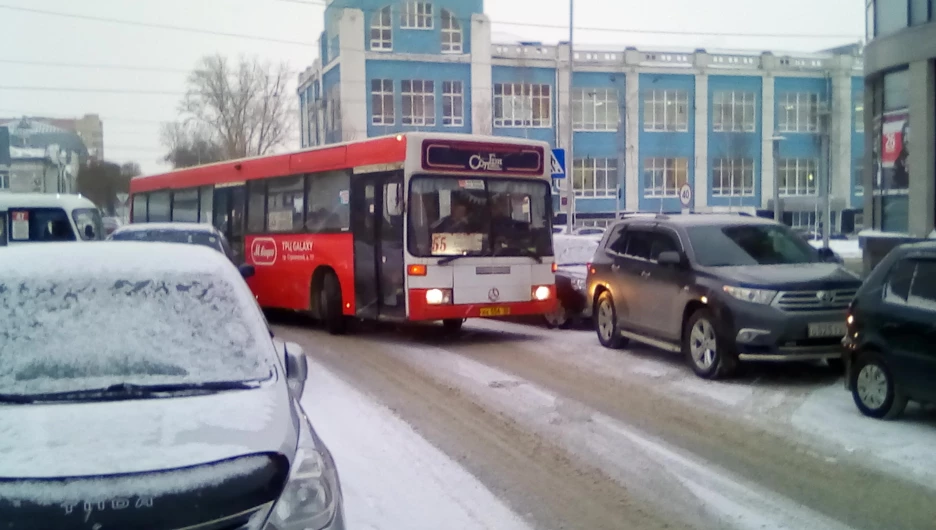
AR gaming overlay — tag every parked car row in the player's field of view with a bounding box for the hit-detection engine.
[549,214,935,422]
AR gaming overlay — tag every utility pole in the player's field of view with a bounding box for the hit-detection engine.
[564,0,575,234]
[820,102,832,249]
[769,135,785,222]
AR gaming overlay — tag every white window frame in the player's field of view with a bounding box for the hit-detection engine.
[710,158,755,197]
[712,91,756,132]
[572,88,620,131]
[789,211,817,229]
[777,158,819,196]
[643,90,689,132]
[493,83,552,128]
[402,79,435,126]
[571,157,619,197]
[370,6,393,51]
[855,100,864,133]
[0,171,8,190]
[441,9,462,53]
[402,2,433,29]
[643,157,689,198]
[777,92,821,133]
[371,79,395,126]
[442,81,464,126]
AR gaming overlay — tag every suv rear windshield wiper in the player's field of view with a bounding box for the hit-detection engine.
[1,380,265,404]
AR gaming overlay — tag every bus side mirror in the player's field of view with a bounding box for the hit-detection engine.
[239,263,256,279]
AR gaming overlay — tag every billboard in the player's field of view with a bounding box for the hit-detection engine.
[879,109,909,190]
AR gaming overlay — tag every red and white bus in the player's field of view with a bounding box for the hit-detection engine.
[129,133,558,333]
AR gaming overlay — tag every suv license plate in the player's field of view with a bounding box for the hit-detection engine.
[480,307,510,317]
[808,322,847,338]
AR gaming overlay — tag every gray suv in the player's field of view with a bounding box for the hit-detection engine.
[586,214,862,379]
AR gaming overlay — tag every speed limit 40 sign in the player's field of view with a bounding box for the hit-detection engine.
[679,183,692,208]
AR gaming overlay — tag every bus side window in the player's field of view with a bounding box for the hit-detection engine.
[132,193,148,223]
[306,170,350,232]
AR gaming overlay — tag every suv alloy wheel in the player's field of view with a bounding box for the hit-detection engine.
[851,353,908,420]
[595,291,628,349]
[683,308,736,379]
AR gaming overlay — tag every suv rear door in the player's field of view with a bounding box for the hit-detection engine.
[641,226,689,341]
[610,224,660,335]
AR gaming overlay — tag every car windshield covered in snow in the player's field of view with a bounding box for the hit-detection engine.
[111,227,227,255]
[554,235,599,266]
[0,245,272,397]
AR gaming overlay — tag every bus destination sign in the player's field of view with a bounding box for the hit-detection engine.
[422,141,544,175]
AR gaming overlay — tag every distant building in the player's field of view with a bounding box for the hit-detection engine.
[298,0,866,233]
[0,114,103,160]
[7,146,80,194]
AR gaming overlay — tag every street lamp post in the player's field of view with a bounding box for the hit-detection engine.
[564,0,574,234]
[768,135,786,222]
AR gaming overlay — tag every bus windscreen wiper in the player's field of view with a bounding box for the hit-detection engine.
[438,254,470,266]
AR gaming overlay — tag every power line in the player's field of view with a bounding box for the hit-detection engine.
[0,58,303,76]
[272,0,861,39]
[0,86,184,96]
[0,4,317,47]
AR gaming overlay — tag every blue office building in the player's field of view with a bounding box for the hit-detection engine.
[299,0,865,232]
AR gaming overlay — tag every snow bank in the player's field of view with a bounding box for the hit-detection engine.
[808,239,862,259]
[300,360,533,530]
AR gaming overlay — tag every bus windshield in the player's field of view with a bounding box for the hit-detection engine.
[408,176,553,259]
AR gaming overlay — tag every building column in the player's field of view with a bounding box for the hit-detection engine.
[338,8,367,141]
[830,57,854,227]
[693,68,709,211]
[624,68,640,212]
[761,72,776,211]
[908,60,936,237]
[470,14,493,136]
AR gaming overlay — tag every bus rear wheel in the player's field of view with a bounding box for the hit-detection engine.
[319,272,347,335]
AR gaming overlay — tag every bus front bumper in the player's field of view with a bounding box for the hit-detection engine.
[407,288,558,321]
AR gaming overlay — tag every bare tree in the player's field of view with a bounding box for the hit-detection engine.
[160,121,224,169]
[179,55,294,160]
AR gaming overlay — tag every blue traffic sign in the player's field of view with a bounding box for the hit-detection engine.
[550,149,566,178]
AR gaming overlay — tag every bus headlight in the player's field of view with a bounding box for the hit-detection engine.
[532,285,551,301]
[426,288,452,305]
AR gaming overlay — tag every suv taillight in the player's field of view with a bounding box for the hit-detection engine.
[587,262,594,274]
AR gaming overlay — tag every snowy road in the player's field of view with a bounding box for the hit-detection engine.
[279,317,936,530]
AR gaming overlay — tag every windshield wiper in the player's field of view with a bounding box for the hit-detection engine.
[515,248,543,263]
[438,254,470,266]
[14,380,265,403]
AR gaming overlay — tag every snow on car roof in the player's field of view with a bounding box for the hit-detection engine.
[0,193,98,211]
[0,241,231,278]
[113,222,219,233]
[0,242,272,396]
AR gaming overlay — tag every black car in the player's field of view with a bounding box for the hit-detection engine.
[544,234,600,328]
[843,241,936,420]
[587,214,862,379]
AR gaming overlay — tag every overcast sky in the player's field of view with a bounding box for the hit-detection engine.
[0,0,863,174]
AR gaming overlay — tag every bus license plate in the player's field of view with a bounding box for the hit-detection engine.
[808,322,847,338]
[480,307,510,317]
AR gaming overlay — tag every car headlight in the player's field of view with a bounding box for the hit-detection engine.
[571,278,586,293]
[722,285,777,305]
[265,420,339,530]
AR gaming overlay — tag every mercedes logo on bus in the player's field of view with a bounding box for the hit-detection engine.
[488,288,500,302]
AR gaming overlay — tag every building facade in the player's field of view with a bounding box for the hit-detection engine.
[863,0,936,242]
[299,0,865,231]
[0,114,103,160]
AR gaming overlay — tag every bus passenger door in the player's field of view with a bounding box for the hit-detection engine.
[378,173,406,319]
[351,178,379,320]
[213,185,246,263]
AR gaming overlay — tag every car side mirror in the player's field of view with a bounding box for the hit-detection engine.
[238,263,256,279]
[657,251,684,267]
[284,342,308,399]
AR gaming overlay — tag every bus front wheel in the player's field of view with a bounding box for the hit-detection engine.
[320,272,348,335]
[442,319,464,334]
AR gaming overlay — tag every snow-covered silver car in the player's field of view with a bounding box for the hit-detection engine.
[0,242,345,530]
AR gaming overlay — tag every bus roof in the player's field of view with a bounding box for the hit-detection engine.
[130,132,551,194]
[0,193,98,211]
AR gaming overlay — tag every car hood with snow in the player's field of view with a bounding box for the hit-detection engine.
[0,243,343,530]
